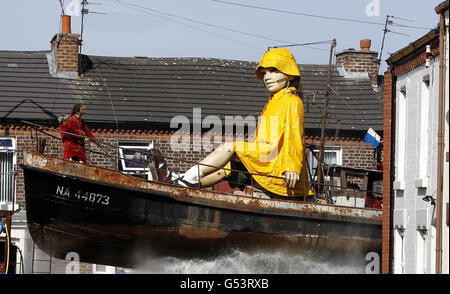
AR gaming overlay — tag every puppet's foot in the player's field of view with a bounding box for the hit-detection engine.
[170,166,203,187]
[171,175,191,187]
[181,165,203,185]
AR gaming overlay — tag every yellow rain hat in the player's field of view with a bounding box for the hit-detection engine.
[255,48,301,82]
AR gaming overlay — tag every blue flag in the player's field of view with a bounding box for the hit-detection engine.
[365,128,381,148]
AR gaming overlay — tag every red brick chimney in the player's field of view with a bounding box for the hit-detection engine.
[49,15,81,75]
[336,39,380,87]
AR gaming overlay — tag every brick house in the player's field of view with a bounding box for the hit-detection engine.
[0,21,383,273]
[381,0,449,274]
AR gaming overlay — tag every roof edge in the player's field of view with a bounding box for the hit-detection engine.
[435,1,449,14]
[386,29,439,65]
[0,49,51,54]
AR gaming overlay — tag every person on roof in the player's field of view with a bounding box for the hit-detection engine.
[179,48,313,197]
[58,113,69,136]
[62,104,96,163]
[58,113,70,155]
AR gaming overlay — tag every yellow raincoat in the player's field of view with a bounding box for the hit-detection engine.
[231,48,313,197]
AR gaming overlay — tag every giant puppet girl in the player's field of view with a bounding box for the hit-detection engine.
[178,48,313,198]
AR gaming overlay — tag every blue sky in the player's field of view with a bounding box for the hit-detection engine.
[0,0,443,71]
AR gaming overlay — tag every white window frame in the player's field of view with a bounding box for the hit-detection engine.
[307,147,342,173]
[416,229,427,274]
[0,137,16,151]
[118,140,154,179]
[0,137,17,209]
[307,146,342,188]
[418,76,430,183]
[92,264,116,274]
[395,86,407,188]
[393,228,405,274]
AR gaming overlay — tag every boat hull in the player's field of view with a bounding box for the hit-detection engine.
[22,154,382,268]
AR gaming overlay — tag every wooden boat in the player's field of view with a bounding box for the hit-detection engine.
[21,151,382,268]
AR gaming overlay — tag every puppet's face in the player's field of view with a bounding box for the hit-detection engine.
[261,67,288,93]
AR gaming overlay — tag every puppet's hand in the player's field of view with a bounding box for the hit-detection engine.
[283,171,299,189]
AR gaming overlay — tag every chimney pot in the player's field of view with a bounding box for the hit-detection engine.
[360,39,371,51]
[61,15,71,34]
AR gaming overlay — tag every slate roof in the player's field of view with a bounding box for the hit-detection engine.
[0,50,383,133]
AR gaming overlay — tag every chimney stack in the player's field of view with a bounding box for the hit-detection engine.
[49,15,81,77]
[336,39,380,87]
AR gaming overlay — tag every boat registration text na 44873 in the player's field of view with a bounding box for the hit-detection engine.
[55,185,110,206]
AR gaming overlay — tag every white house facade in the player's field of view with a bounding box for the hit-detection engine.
[386,25,443,274]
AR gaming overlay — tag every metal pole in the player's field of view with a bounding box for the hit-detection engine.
[80,1,87,55]
[251,176,254,198]
[377,15,391,76]
[316,39,336,196]
[435,10,445,275]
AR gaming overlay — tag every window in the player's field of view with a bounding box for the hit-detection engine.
[419,77,430,180]
[393,229,405,274]
[396,87,407,183]
[0,138,16,206]
[118,140,154,179]
[416,230,426,274]
[92,264,116,274]
[307,147,342,188]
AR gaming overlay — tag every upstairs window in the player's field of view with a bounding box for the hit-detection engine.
[0,138,16,206]
[419,76,430,181]
[396,87,407,183]
[307,147,342,189]
[118,140,153,179]
[92,264,116,274]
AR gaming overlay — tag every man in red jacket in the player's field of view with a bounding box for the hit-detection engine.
[62,104,96,163]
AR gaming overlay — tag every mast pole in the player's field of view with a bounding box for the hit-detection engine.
[316,39,336,196]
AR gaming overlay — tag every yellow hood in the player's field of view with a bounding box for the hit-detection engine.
[255,48,302,89]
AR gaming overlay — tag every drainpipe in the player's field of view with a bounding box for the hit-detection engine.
[436,9,445,275]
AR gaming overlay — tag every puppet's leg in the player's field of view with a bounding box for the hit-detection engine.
[181,142,234,185]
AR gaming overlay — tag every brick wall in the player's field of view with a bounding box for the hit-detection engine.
[342,144,377,169]
[306,137,379,191]
[50,33,80,73]
[382,67,394,274]
[391,36,440,76]
[336,49,379,86]
[307,136,378,169]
